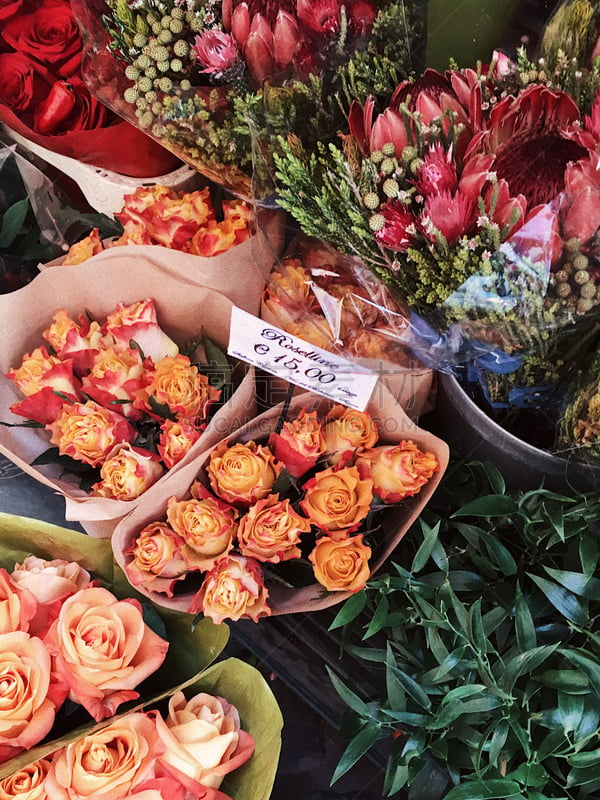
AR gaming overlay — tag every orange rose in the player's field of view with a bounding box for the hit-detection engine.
[42,310,104,375]
[126,521,188,597]
[191,554,270,624]
[300,465,373,538]
[237,494,309,563]
[103,298,178,363]
[9,386,73,426]
[322,405,379,465]
[0,758,50,800]
[45,712,159,800]
[43,587,169,721]
[135,354,220,423]
[158,418,202,469]
[46,400,137,467]
[155,691,254,791]
[0,632,63,763]
[206,440,283,507]
[309,534,372,593]
[268,408,326,478]
[91,443,165,500]
[62,228,105,265]
[6,346,80,399]
[356,440,439,502]
[81,345,148,421]
[166,495,237,572]
[0,568,36,634]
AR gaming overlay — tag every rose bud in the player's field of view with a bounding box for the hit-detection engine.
[322,405,379,466]
[126,521,188,597]
[356,440,439,502]
[268,408,326,478]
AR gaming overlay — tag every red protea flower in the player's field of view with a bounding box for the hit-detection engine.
[466,84,597,208]
[348,96,409,156]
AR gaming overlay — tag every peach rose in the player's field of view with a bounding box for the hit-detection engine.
[309,534,372,592]
[237,494,309,563]
[268,408,326,478]
[81,345,148,421]
[46,400,137,467]
[158,418,202,469]
[45,712,159,800]
[300,465,373,538]
[91,443,165,500]
[155,691,254,791]
[135,354,220,423]
[62,228,105,265]
[6,346,80,399]
[166,495,237,572]
[191,554,270,624]
[206,440,283,507]
[42,310,104,375]
[10,557,92,636]
[0,632,63,762]
[103,298,178,363]
[356,440,439,502]
[322,406,379,465]
[0,758,50,800]
[43,586,169,721]
[126,521,188,597]
[122,776,188,800]
[0,568,37,634]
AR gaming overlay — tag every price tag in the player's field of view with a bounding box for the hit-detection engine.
[228,307,378,411]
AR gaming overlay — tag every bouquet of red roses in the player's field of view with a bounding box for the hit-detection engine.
[0,0,179,176]
[112,384,449,619]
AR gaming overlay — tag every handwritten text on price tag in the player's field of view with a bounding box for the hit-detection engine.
[228,307,378,411]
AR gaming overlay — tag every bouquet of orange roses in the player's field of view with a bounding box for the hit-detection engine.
[0,256,257,537]
[112,383,449,619]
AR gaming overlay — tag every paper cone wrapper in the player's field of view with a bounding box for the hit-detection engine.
[0,256,260,537]
[42,209,285,316]
[112,381,449,616]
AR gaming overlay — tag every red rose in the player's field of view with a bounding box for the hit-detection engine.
[33,78,109,134]
[2,0,82,78]
[0,0,22,23]
[0,51,49,114]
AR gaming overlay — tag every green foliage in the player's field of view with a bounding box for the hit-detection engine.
[329,460,600,798]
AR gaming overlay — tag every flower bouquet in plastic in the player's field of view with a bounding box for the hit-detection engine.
[0,0,179,177]
[273,41,600,454]
[69,0,427,198]
[111,381,449,619]
[0,255,257,537]
[0,514,282,800]
[261,233,434,418]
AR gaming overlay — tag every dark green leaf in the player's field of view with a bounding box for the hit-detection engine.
[429,694,503,729]
[542,567,600,599]
[378,709,432,726]
[451,495,519,519]
[514,583,536,652]
[200,335,233,389]
[558,691,584,733]
[385,650,407,713]
[579,534,598,581]
[330,722,381,784]
[443,778,524,800]
[326,667,371,717]
[536,727,568,761]
[488,719,509,767]
[528,573,589,626]
[567,747,600,768]
[329,591,367,630]
[482,535,518,576]
[148,395,177,421]
[389,664,432,711]
[363,592,389,639]
[0,197,29,248]
[561,649,600,695]
[383,762,409,796]
[567,764,600,788]
[501,645,560,691]
[431,537,449,571]
[412,519,441,573]
[533,669,590,694]
[467,599,487,653]
[507,763,548,787]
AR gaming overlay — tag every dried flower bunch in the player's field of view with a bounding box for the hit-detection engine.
[124,403,439,623]
[72,0,424,196]
[4,298,229,499]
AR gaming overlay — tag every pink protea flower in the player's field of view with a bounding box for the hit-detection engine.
[375,201,417,251]
[422,189,475,246]
[414,143,458,196]
[348,96,409,156]
[192,29,241,77]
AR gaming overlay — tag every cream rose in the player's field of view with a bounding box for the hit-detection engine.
[43,587,169,722]
[102,298,179,363]
[126,521,188,597]
[134,354,219,423]
[10,557,92,605]
[166,495,237,571]
[155,691,254,791]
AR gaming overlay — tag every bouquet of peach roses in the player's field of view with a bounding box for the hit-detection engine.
[113,384,449,619]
